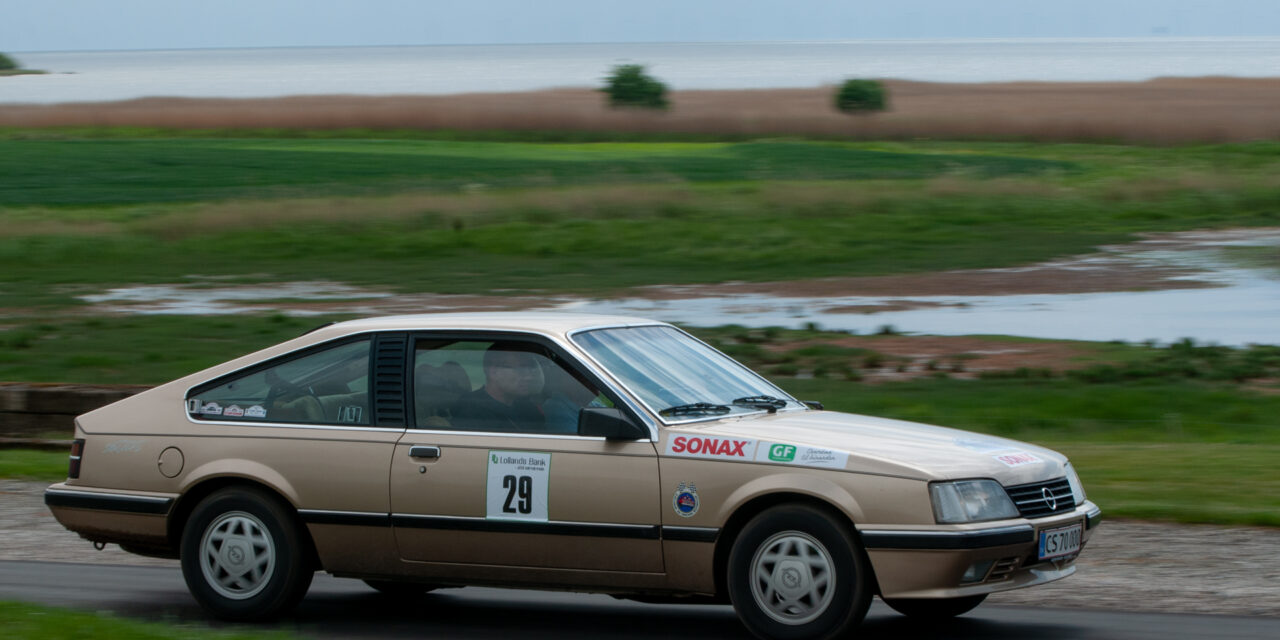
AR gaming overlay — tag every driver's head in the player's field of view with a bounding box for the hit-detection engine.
[482,342,545,404]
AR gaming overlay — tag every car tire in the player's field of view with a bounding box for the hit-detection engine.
[362,579,438,598]
[180,487,314,621]
[882,594,987,620]
[727,505,871,640]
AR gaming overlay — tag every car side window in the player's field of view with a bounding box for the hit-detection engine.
[189,339,371,426]
[413,338,611,434]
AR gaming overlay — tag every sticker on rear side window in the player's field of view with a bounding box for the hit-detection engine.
[200,402,223,416]
[245,405,267,418]
[486,451,550,522]
[223,405,245,418]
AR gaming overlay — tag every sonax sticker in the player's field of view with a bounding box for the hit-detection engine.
[667,435,757,459]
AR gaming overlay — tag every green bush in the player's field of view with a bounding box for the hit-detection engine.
[602,64,669,109]
[0,53,18,71]
[835,79,888,114]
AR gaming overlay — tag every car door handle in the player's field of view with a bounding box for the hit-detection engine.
[408,446,441,459]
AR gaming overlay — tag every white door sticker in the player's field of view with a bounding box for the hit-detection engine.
[486,451,550,521]
[754,443,849,469]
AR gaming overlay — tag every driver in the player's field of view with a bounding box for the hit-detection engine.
[452,342,546,432]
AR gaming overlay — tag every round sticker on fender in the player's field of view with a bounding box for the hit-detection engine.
[486,451,550,521]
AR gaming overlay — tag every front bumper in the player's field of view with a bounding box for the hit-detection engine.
[859,500,1100,599]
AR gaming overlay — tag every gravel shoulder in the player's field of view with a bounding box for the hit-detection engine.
[5,480,1277,617]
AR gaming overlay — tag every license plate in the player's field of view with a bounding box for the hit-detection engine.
[1038,523,1082,561]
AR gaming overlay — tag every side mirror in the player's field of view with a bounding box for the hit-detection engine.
[578,407,647,440]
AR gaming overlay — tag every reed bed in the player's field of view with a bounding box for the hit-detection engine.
[3,77,1280,143]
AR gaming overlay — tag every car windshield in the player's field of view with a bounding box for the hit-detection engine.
[572,325,802,422]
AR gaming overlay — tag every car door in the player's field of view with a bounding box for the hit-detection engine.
[389,333,663,573]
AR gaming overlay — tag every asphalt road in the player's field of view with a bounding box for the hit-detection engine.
[2,561,1278,640]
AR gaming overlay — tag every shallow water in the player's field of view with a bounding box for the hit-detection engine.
[556,271,1279,346]
[6,37,1280,104]
[558,231,1280,345]
[79,229,1280,346]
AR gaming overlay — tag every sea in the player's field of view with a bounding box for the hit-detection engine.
[3,37,1280,104]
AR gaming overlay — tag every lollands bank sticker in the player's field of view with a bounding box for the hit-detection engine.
[672,482,700,518]
[486,451,550,522]
[223,405,245,418]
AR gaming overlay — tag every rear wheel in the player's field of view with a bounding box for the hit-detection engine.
[180,487,314,621]
[727,505,871,640]
[883,594,987,620]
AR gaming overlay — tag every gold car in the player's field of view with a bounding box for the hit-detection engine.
[46,313,1099,639]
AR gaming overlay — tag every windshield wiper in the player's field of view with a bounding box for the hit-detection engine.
[659,402,731,417]
[732,395,788,413]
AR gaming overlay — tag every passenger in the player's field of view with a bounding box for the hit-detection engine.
[452,342,546,432]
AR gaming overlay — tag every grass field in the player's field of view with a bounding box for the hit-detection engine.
[0,314,324,384]
[2,137,1279,309]
[0,601,296,640]
[0,138,1069,206]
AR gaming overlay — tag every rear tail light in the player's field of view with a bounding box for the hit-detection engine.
[68,439,84,479]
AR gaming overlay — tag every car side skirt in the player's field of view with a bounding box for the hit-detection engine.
[298,509,718,543]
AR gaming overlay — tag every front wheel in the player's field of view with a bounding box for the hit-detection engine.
[727,505,872,640]
[180,487,314,621]
[882,594,987,620]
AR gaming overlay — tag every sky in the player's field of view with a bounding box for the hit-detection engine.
[3,0,1278,52]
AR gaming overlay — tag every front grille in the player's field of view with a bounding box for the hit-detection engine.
[1005,477,1076,518]
[987,556,1022,582]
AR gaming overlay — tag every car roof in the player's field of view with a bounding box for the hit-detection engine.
[317,312,668,340]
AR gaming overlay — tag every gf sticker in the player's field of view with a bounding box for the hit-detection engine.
[755,443,849,469]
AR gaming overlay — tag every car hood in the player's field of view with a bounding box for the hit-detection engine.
[663,409,1067,484]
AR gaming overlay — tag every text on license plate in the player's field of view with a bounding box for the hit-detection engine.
[1038,524,1082,561]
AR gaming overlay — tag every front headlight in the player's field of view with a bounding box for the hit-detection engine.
[930,479,1020,524]
[1064,462,1087,504]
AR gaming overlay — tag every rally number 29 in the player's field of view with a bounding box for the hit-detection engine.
[502,475,533,514]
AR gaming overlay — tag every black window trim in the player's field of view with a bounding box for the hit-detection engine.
[406,330,650,439]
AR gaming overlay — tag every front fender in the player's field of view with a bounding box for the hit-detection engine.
[717,471,865,526]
